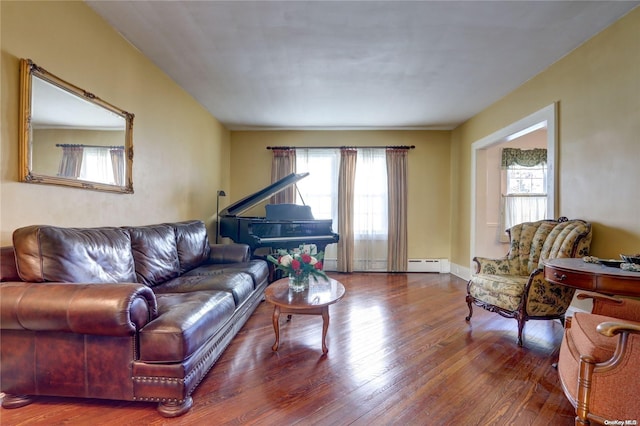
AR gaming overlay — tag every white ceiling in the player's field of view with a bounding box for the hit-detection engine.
[86,1,639,130]
[32,77,125,130]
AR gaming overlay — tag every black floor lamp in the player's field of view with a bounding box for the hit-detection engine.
[216,190,226,244]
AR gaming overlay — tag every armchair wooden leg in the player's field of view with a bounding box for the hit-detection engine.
[576,356,595,426]
[465,295,474,321]
[517,315,525,347]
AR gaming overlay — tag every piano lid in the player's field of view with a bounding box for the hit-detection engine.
[218,172,309,217]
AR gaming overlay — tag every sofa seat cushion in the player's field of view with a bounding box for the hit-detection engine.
[185,260,268,289]
[153,272,255,307]
[468,274,528,311]
[139,291,235,362]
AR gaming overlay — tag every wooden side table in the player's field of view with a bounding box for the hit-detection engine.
[543,258,640,297]
[264,277,345,354]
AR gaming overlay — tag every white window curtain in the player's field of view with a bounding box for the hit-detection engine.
[79,147,116,184]
[502,193,547,231]
[353,148,388,271]
[296,149,340,270]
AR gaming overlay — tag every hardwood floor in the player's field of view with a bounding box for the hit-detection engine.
[0,273,576,425]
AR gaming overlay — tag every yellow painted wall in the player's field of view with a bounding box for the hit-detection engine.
[451,7,640,266]
[1,1,230,244]
[230,130,452,259]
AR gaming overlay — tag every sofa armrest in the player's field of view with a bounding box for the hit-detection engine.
[472,256,513,275]
[208,243,251,264]
[0,282,157,336]
[577,292,640,322]
[596,320,640,337]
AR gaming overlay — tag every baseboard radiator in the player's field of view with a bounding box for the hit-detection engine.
[407,258,450,273]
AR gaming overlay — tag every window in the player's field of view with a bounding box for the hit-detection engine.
[506,164,546,194]
[295,149,340,222]
[296,148,389,271]
[500,148,547,237]
[58,144,125,186]
[79,147,117,185]
[354,149,388,238]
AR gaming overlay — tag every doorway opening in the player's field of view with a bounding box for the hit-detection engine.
[470,103,557,265]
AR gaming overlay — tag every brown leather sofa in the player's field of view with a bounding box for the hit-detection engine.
[0,220,269,417]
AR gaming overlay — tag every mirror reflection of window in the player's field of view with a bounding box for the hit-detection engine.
[56,143,125,185]
[21,58,134,193]
[78,146,125,186]
[31,76,126,186]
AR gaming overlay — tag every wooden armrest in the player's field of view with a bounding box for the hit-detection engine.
[597,321,640,337]
[576,291,622,303]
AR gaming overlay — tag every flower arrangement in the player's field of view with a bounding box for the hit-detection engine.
[267,249,328,290]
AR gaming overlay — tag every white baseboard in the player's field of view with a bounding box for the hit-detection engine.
[449,262,471,281]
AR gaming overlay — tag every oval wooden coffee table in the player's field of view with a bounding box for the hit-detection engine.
[265,276,345,354]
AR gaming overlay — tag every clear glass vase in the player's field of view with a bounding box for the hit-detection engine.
[288,273,309,293]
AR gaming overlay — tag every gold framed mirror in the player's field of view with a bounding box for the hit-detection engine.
[19,59,134,193]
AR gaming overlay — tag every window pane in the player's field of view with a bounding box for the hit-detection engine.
[354,149,387,236]
[503,163,548,228]
[506,164,546,194]
[296,149,339,222]
[79,147,115,184]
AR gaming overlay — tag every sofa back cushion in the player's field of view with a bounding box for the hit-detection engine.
[126,224,180,286]
[505,219,592,275]
[12,225,136,283]
[540,220,592,261]
[170,220,211,274]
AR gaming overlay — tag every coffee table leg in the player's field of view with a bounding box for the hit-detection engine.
[321,307,329,354]
[272,305,281,351]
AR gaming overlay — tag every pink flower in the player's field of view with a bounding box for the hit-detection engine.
[291,259,301,270]
[314,262,323,270]
[301,253,312,264]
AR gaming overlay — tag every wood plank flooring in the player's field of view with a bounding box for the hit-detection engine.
[0,273,576,425]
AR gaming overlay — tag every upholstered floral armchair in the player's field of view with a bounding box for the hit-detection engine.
[466,218,592,346]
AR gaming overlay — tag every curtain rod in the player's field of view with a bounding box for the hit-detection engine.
[266,145,415,150]
[56,144,124,149]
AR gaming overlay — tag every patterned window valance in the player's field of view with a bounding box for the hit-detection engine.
[501,148,547,168]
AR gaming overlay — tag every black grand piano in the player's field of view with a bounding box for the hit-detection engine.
[218,173,339,256]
